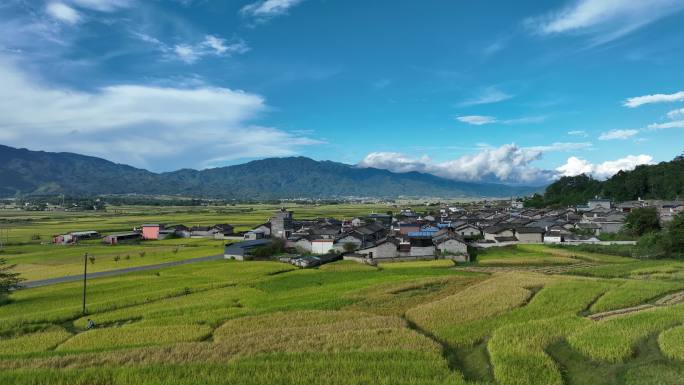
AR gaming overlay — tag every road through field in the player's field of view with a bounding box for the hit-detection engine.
[19,254,225,288]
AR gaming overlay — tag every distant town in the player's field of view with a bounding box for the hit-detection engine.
[37,197,684,268]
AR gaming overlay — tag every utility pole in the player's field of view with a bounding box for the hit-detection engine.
[82,252,88,315]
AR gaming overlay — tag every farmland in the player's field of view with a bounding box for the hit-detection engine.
[0,203,393,281]
[2,207,684,384]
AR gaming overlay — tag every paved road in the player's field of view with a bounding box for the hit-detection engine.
[19,254,225,289]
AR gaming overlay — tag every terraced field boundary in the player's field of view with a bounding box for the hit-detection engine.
[588,291,684,321]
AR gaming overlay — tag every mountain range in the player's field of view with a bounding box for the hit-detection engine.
[0,144,540,199]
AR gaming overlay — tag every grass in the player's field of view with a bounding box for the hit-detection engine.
[658,325,684,361]
[589,279,684,313]
[475,245,578,266]
[568,304,684,362]
[56,325,213,352]
[0,327,72,356]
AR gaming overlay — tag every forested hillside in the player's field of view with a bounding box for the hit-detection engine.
[526,154,684,207]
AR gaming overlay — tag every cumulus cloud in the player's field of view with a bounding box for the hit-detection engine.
[46,2,82,25]
[598,129,639,140]
[458,87,512,107]
[624,91,684,108]
[241,0,304,21]
[527,0,684,44]
[556,154,653,179]
[359,142,639,185]
[457,115,497,126]
[359,144,558,185]
[0,58,319,171]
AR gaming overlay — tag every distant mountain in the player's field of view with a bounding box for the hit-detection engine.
[526,154,684,207]
[0,144,540,199]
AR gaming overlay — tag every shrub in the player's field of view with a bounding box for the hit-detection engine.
[624,208,661,236]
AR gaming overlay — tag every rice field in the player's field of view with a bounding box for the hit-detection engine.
[2,206,684,384]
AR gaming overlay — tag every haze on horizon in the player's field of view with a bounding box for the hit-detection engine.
[1,0,683,185]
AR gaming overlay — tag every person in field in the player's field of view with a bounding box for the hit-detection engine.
[86,319,95,330]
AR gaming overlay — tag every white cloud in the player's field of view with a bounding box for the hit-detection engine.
[456,115,547,126]
[648,120,684,130]
[598,129,639,140]
[568,130,588,137]
[68,0,133,12]
[527,0,684,44]
[457,115,497,126]
[0,58,319,171]
[459,87,512,107]
[241,0,304,21]
[46,2,81,25]
[667,108,684,120]
[623,91,684,108]
[359,144,558,185]
[527,142,593,152]
[556,154,653,179]
[135,33,249,64]
[173,44,197,63]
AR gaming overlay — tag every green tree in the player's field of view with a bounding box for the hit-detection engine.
[624,207,661,236]
[634,232,669,259]
[667,212,684,257]
[343,242,357,253]
[0,258,23,302]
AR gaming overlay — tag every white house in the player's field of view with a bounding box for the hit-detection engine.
[311,239,334,254]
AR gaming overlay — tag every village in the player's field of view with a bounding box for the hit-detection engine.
[49,197,684,268]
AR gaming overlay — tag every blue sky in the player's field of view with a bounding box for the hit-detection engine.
[1,0,684,185]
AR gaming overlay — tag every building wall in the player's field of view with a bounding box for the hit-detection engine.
[436,239,467,255]
[358,242,398,259]
[484,229,513,241]
[598,222,624,234]
[312,240,334,254]
[410,245,435,257]
[295,239,312,252]
[271,210,293,239]
[334,236,362,252]
[457,227,481,237]
[142,226,160,240]
[516,233,543,243]
[544,236,563,243]
[254,225,271,237]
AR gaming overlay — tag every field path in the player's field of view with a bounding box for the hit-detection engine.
[19,253,225,288]
[456,262,599,275]
[588,290,684,321]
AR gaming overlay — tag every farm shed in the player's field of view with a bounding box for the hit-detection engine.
[223,239,270,261]
[102,232,141,245]
[53,230,100,244]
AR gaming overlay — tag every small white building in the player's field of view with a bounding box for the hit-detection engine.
[311,239,334,254]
